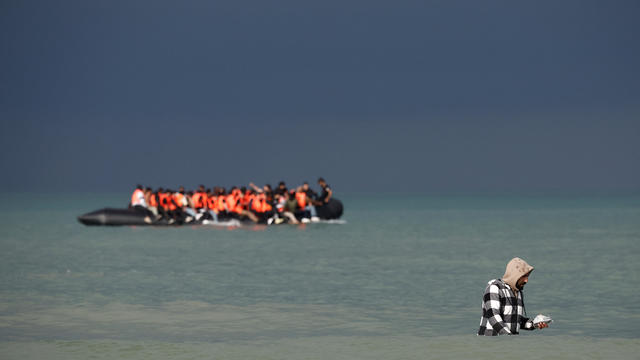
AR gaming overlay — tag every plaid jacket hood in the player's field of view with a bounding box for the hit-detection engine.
[502,257,534,293]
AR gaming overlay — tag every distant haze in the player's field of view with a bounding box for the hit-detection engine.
[2,1,639,193]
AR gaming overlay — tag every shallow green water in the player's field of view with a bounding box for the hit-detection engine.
[1,193,639,358]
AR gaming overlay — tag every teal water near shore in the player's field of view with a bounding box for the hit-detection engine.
[1,193,639,359]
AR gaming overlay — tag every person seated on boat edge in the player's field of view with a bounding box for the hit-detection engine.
[129,184,146,210]
[145,187,162,219]
[129,184,156,220]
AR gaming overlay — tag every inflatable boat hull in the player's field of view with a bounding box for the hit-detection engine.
[315,198,344,220]
[78,199,344,226]
[78,208,150,226]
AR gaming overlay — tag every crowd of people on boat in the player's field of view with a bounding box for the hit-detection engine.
[129,178,334,225]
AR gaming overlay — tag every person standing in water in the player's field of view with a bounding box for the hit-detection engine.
[477,257,549,335]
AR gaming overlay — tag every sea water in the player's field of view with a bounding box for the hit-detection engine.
[1,193,639,359]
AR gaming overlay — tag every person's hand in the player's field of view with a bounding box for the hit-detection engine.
[535,322,549,329]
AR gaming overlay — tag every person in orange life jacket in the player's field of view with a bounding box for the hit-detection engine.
[171,188,191,224]
[130,184,156,222]
[234,189,260,223]
[226,187,243,216]
[155,188,171,220]
[249,182,273,202]
[250,182,279,223]
[256,193,272,212]
[177,187,196,219]
[250,191,274,223]
[192,185,207,213]
[205,189,219,222]
[145,187,160,218]
[173,187,187,210]
[165,189,180,223]
[263,184,274,204]
[130,185,146,210]
[243,189,256,212]
[226,187,259,223]
[216,188,230,220]
[297,184,318,220]
[241,187,254,210]
[161,189,184,224]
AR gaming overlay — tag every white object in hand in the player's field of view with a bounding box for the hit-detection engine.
[533,314,553,325]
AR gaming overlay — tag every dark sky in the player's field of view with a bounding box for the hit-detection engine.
[2,1,639,193]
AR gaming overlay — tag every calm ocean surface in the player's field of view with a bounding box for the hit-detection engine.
[1,193,639,359]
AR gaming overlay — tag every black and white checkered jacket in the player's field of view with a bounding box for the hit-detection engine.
[477,279,534,336]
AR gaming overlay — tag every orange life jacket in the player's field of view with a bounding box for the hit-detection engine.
[192,192,205,209]
[131,189,144,206]
[167,194,177,211]
[226,194,243,214]
[242,191,254,208]
[207,195,217,211]
[252,193,272,213]
[295,192,307,209]
[173,193,184,209]
[158,192,170,210]
[149,193,158,207]
[217,196,227,212]
[251,194,264,213]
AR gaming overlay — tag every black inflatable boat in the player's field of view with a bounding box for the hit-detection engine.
[78,198,344,226]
